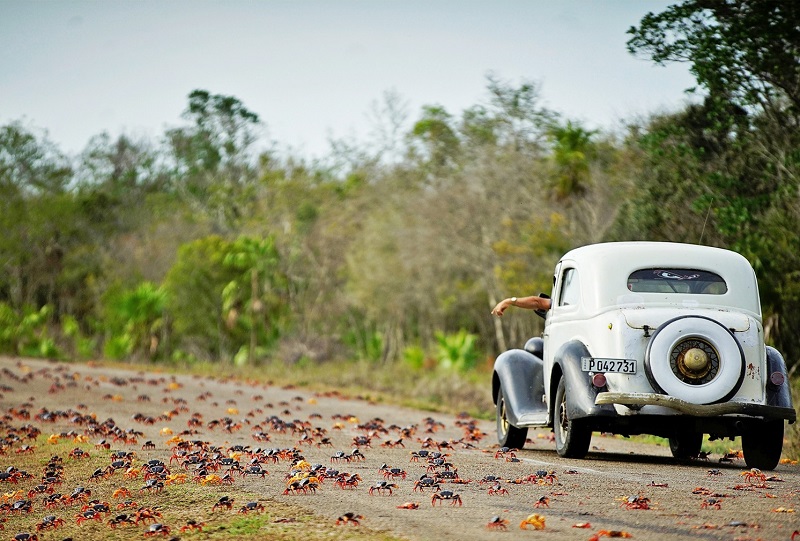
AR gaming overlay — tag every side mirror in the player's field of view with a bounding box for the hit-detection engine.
[534,293,550,320]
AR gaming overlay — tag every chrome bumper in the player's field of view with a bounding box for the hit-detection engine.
[595,392,796,422]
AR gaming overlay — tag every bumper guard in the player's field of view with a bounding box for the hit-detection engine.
[595,392,796,422]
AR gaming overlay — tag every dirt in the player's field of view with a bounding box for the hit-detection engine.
[1,356,798,540]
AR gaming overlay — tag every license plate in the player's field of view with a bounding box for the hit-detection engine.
[581,357,637,374]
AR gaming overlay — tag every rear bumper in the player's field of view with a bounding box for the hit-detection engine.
[595,392,796,422]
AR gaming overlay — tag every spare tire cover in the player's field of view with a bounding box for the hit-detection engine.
[645,316,745,404]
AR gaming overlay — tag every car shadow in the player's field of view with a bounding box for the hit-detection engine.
[517,445,747,471]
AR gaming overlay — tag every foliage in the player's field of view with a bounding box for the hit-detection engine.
[402,344,426,371]
[162,234,286,365]
[786,380,800,460]
[435,329,479,373]
[163,236,232,360]
[628,0,800,121]
[1,16,799,372]
[0,303,60,358]
[101,282,165,360]
[623,2,800,360]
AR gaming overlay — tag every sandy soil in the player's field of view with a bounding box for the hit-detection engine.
[1,356,798,540]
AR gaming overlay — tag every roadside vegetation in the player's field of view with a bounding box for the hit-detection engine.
[1,2,798,453]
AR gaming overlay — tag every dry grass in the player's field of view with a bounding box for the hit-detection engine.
[157,358,496,420]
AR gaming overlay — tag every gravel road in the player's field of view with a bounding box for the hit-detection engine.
[1,356,798,540]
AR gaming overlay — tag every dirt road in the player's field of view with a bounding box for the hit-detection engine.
[1,356,798,540]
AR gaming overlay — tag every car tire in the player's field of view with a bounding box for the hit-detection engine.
[742,420,784,471]
[668,432,703,460]
[554,377,591,458]
[496,385,528,449]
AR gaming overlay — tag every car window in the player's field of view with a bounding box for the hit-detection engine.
[627,269,728,295]
[558,268,580,306]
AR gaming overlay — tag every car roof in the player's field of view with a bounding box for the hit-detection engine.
[557,242,761,316]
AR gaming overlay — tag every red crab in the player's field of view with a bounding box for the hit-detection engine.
[212,496,234,511]
[143,523,171,537]
[75,510,103,525]
[622,494,650,510]
[486,516,508,530]
[180,519,205,532]
[108,513,137,528]
[431,490,462,506]
[335,512,363,526]
[35,515,65,531]
[238,502,265,514]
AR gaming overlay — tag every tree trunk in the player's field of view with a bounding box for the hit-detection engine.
[249,268,258,365]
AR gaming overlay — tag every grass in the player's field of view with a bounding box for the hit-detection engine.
[98,356,497,420]
[626,433,744,455]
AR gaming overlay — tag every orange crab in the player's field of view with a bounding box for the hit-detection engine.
[165,473,188,485]
[396,502,419,509]
[519,513,546,530]
[200,474,222,486]
[112,487,132,499]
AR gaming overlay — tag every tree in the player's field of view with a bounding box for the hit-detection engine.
[627,1,800,366]
[628,1,800,122]
[222,236,285,365]
[485,74,556,153]
[165,90,263,231]
[0,122,73,310]
[410,105,460,169]
[547,120,598,200]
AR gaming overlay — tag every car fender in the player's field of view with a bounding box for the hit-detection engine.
[766,346,794,411]
[552,340,617,421]
[492,348,547,427]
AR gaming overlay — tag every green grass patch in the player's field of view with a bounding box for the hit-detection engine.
[627,433,744,456]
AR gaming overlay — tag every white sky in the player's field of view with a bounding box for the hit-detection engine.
[0,1,697,159]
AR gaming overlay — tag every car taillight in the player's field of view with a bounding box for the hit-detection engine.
[592,373,607,388]
[767,371,785,390]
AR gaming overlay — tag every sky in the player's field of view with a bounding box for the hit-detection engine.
[0,1,697,160]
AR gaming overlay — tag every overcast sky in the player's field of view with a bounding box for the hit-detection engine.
[1,1,697,159]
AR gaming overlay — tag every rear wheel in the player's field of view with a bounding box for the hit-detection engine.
[554,377,591,458]
[742,420,784,470]
[495,385,528,449]
[668,432,703,459]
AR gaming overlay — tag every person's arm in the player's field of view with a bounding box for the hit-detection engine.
[491,295,551,317]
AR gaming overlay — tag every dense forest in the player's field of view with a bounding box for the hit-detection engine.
[1,1,799,374]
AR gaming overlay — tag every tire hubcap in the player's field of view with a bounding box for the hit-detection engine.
[557,395,568,440]
[499,399,509,434]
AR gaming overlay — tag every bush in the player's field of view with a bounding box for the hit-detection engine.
[435,329,478,373]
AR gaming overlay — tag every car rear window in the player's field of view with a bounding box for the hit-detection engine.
[627,269,728,294]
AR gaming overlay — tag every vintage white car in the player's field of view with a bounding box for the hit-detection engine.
[492,241,796,469]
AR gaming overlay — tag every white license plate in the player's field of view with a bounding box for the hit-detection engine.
[581,357,637,374]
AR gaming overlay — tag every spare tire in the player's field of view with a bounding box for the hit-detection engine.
[645,316,745,404]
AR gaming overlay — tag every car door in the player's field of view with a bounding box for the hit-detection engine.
[543,261,581,400]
